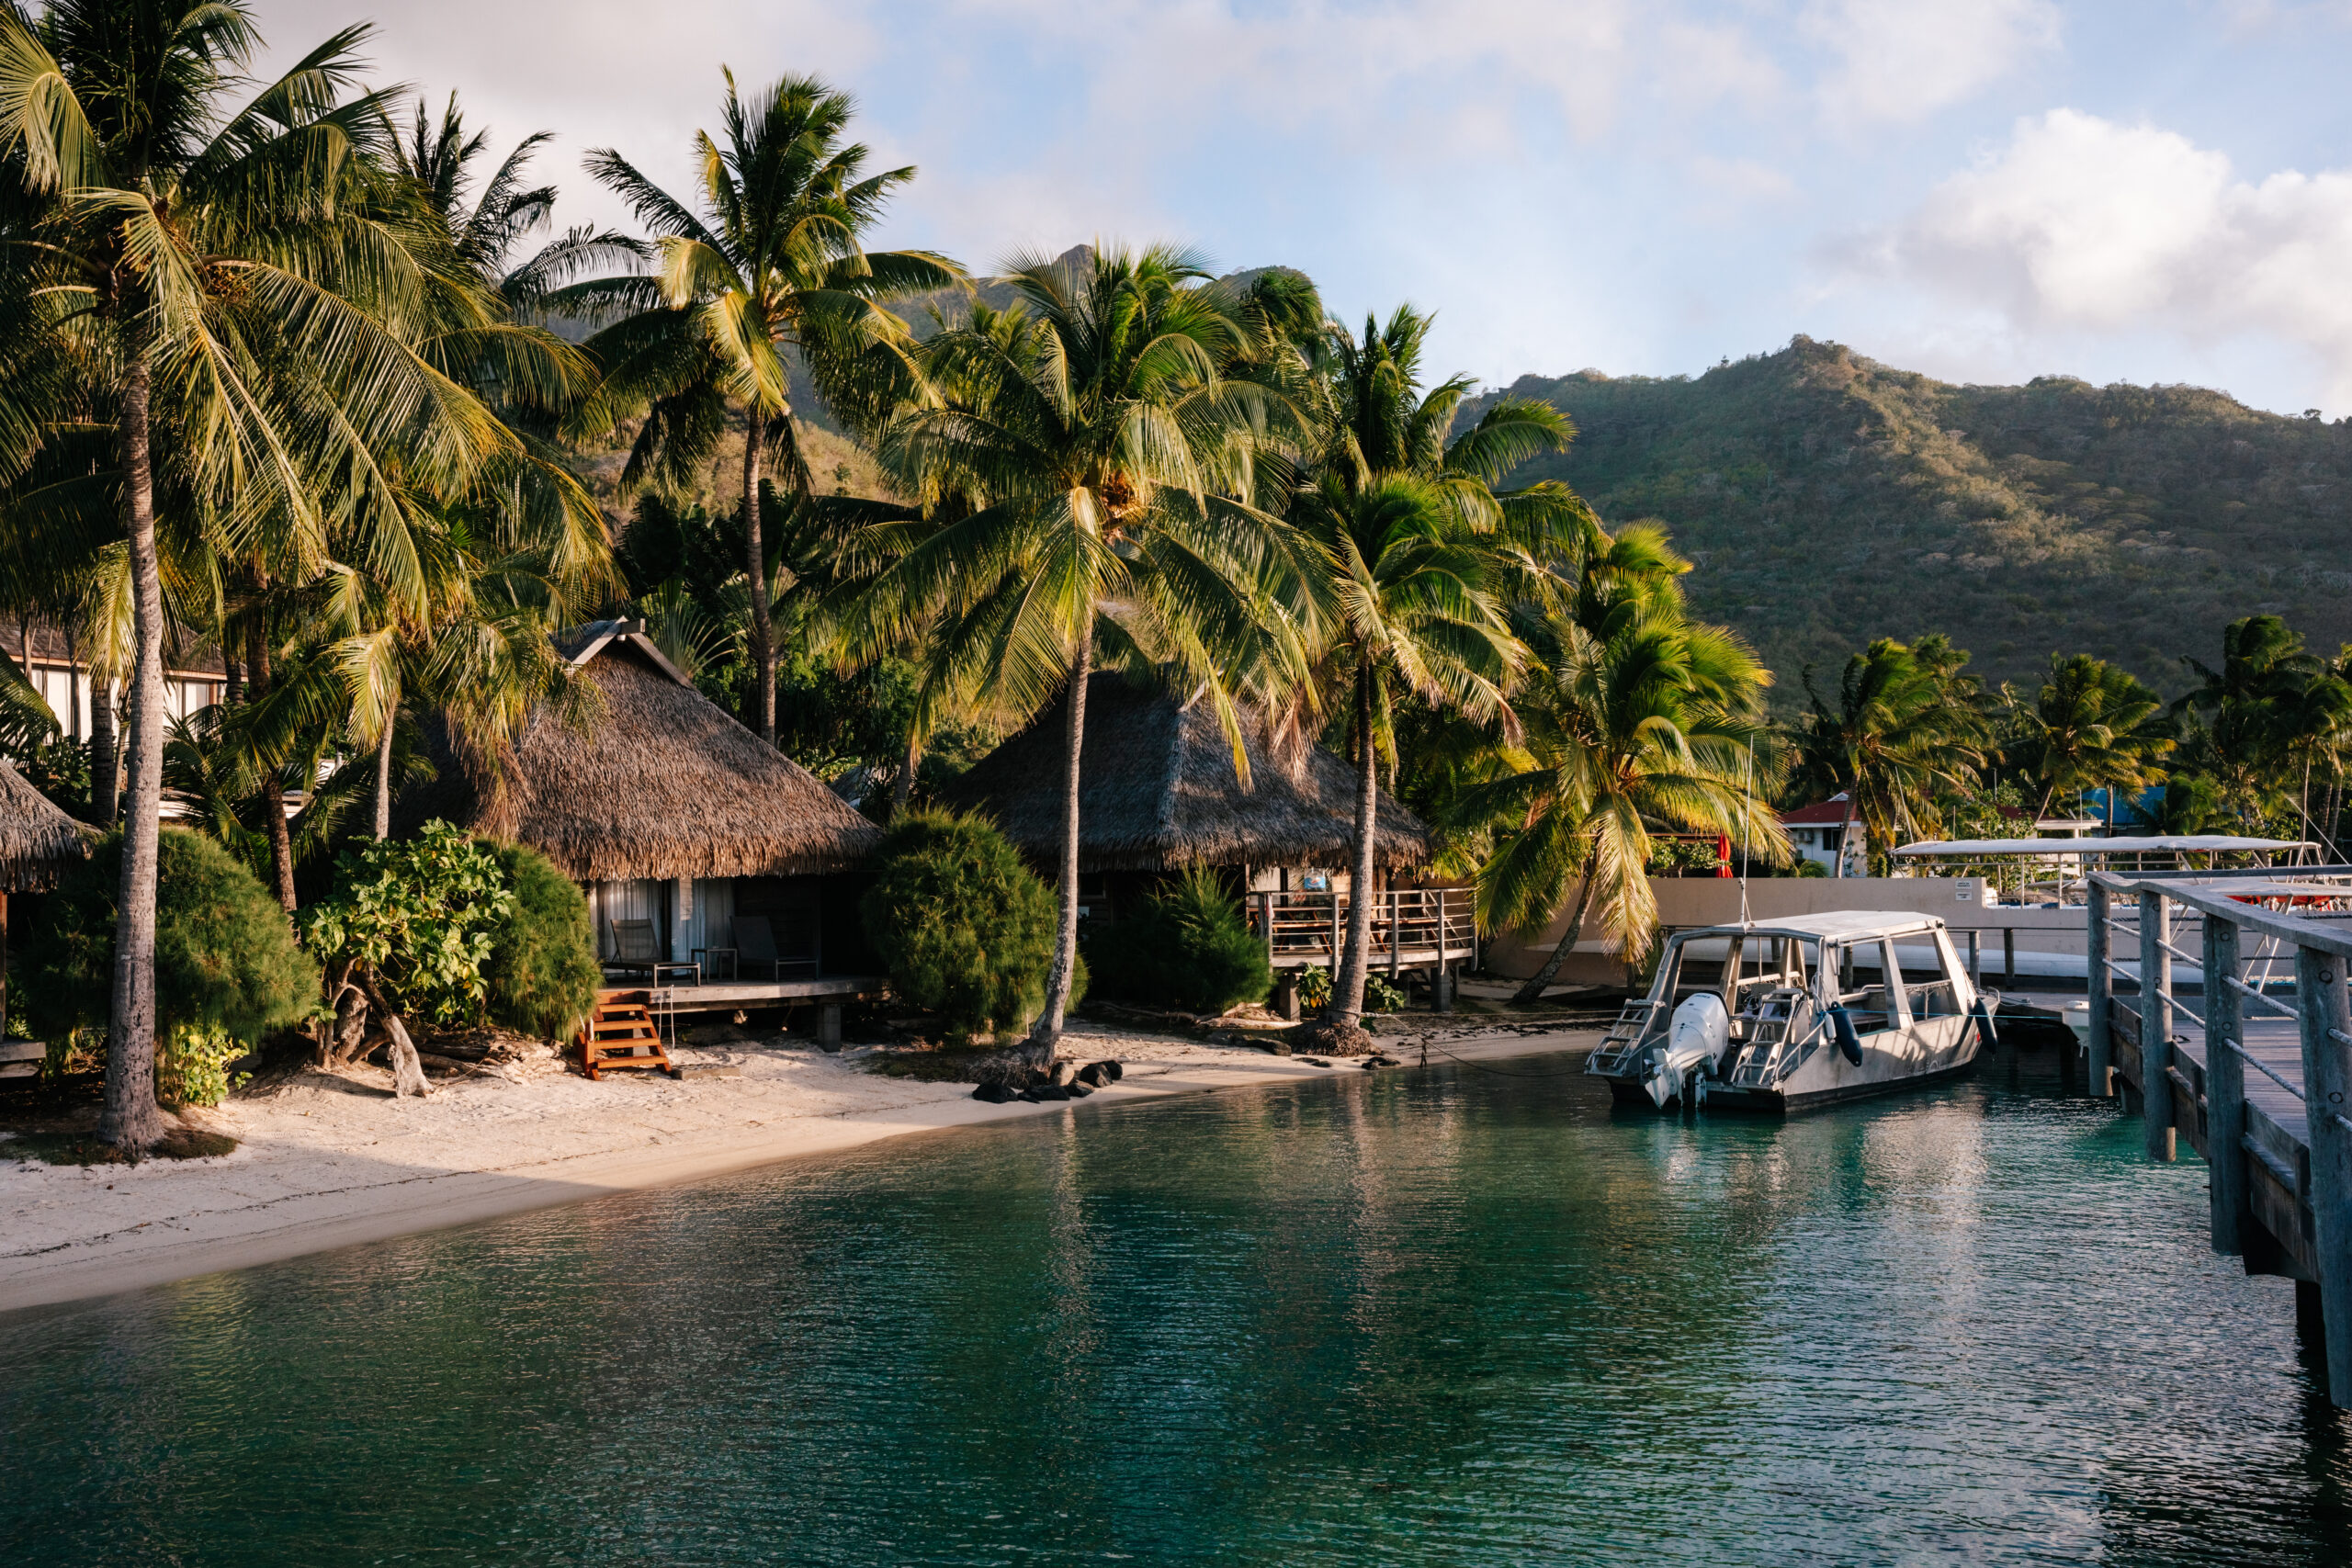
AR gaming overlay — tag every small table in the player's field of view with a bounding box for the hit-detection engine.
[692,947,737,982]
[649,959,701,987]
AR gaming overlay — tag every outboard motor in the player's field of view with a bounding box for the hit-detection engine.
[1646,992,1730,1108]
[1970,997,2001,1052]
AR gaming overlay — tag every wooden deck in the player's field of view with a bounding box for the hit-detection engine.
[1248,888,1476,973]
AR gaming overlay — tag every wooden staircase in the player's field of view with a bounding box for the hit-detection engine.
[575,989,673,1081]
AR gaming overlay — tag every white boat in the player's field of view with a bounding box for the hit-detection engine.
[1585,912,2000,1112]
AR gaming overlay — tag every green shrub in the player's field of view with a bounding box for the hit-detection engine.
[13,827,319,1064]
[860,807,1078,1043]
[1084,867,1273,1015]
[480,840,601,1039]
[1365,974,1407,1013]
[299,821,514,1026]
[159,1022,249,1108]
[1298,964,1332,1011]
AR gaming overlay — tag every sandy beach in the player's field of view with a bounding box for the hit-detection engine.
[0,1020,1592,1314]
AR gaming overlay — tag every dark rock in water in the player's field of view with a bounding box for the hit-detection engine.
[1064,1079,1095,1098]
[1094,1059,1124,1081]
[1026,1083,1072,1102]
[973,1082,1018,1103]
[1075,1062,1109,1088]
[1050,1060,1078,1088]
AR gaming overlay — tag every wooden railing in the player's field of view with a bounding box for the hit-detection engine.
[1246,887,1477,972]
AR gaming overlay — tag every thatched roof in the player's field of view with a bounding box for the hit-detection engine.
[401,622,881,882]
[944,674,1431,873]
[0,760,87,891]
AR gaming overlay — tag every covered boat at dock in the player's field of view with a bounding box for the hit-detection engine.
[1586,912,1998,1112]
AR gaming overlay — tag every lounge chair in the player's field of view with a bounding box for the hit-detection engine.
[605,918,699,986]
[734,914,785,980]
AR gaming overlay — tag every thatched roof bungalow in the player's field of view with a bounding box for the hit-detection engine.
[944,674,1430,917]
[402,622,882,981]
[1,761,88,1047]
[0,761,85,893]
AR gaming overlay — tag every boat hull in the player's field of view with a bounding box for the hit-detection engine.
[1597,1015,1984,1115]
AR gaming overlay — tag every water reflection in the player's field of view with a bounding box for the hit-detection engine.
[1,1050,2346,1565]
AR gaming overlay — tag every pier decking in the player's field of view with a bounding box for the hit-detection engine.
[2084,866,2352,1407]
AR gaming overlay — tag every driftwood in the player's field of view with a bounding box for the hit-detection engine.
[356,975,432,1098]
[319,964,431,1097]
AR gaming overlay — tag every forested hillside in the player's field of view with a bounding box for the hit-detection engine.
[1474,336,2352,702]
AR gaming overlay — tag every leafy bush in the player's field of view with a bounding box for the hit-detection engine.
[860,807,1077,1043]
[480,840,601,1039]
[1365,974,1407,1013]
[14,827,318,1059]
[1084,867,1273,1015]
[299,821,514,1026]
[1298,964,1332,1011]
[160,1022,249,1108]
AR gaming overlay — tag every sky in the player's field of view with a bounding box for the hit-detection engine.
[256,0,2352,416]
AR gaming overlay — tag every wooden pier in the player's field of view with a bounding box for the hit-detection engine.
[2085,867,2352,1407]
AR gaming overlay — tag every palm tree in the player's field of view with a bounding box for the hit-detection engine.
[2174,615,2352,834]
[1794,637,1990,872]
[565,70,961,745]
[2009,654,2173,826]
[1290,470,1520,1027]
[1466,604,1782,1005]
[871,245,1306,1061]
[0,0,536,1152]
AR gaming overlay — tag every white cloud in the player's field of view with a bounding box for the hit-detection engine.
[1804,0,2061,125]
[1865,108,2352,403]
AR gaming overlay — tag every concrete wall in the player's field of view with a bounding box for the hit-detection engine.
[1483,876,2091,986]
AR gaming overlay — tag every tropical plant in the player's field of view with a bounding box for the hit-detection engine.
[566,70,960,746]
[2007,654,2174,823]
[1288,469,1520,1026]
[1084,867,1274,1015]
[858,807,1074,1043]
[479,840,601,1040]
[2172,615,2352,834]
[13,826,318,1066]
[1462,605,1785,1005]
[1792,637,1992,871]
[299,820,516,1033]
[0,2,561,1151]
[869,245,1307,1060]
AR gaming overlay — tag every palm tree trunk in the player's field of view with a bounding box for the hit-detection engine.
[1331,664,1380,1025]
[891,728,919,815]
[100,348,168,1156]
[1510,871,1598,1006]
[1028,636,1092,1064]
[90,670,117,825]
[742,410,775,747]
[372,706,397,839]
[246,624,297,910]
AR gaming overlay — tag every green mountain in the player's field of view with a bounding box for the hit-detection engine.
[1473,335,2352,705]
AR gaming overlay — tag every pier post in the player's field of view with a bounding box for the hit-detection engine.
[2004,927,2016,988]
[2140,891,2176,1160]
[2202,917,2246,1256]
[2292,942,2352,1407]
[2086,881,2113,1096]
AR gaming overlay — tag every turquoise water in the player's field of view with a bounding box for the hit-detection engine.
[2,1049,2346,1565]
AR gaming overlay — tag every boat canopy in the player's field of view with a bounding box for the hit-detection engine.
[1668,912,1951,943]
[1893,835,2313,858]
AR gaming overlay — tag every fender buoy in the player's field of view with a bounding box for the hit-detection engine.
[1827,1004,1862,1065]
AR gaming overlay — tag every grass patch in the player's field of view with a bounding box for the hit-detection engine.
[4,1126,239,1166]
